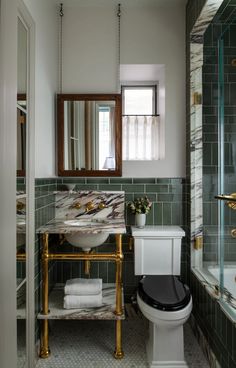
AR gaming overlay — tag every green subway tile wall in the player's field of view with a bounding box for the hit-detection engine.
[33,177,187,306]
[55,177,187,301]
[33,176,187,304]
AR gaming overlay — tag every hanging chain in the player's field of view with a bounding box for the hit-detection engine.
[117,4,121,93]
[58,3,64,93]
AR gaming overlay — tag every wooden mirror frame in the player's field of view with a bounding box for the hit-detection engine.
[57,93,122,177]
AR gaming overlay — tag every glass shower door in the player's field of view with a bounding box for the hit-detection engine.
[215,24,236,317]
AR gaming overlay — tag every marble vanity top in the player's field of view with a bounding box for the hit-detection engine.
[37,190,126,235]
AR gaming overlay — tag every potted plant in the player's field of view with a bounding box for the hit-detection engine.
[128,196,152,228]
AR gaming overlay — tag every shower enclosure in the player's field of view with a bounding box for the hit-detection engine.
[192,0,236,320]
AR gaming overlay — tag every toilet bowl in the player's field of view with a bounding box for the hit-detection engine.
[131,226,192,368]
[137,275,192,368]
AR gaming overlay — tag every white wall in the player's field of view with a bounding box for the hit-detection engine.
[62,0,186,177]
[0,1,18,366]
[23,0,58,177]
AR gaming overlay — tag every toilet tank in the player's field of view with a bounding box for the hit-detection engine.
[131,226,185,276]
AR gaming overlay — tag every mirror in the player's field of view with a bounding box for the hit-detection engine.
[17,17,27,176]
[57,94,122,176]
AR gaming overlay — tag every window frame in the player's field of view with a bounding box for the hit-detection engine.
[121,84,158,116]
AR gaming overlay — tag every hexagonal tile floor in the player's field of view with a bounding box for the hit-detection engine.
[35,315,209,368]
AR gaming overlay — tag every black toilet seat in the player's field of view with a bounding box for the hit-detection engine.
[138,275,191,312]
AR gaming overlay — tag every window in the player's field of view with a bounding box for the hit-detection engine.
[122,85,160,161]
[123,86,156,115]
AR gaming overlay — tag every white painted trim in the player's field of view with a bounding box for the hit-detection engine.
[0,1,17,368]
[18,1,36,367]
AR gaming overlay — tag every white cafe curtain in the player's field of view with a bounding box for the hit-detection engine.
[122,115,160,160]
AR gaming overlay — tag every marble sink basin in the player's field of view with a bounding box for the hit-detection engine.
[63,219,109,251]
[64,220,105,227]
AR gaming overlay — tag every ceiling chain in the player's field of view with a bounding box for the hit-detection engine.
[117,4,121,93]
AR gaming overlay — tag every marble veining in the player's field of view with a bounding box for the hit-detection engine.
[55,191,124,220]
[190,1,223,247]
[37,218,126,235]
[38,283,125,320]
[191,0,224,37]
[37,191,126,235]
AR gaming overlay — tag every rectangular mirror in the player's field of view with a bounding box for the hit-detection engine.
[57,94,122,176]
[17,17,27,177]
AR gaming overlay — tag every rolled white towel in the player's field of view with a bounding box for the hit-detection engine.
[64,278,102,295]
[63,292,102,309]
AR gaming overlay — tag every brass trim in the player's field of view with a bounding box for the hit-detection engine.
[70,202,81,210]
[98,202,106,210]
[46,253,117,261]
[128,236,133,251]
[193,92,202,105]
[40,233,50,358]
[231,59,236,67]
[114,319,124,359]
[114,235,124,359]
[84,251,91,275]
[40,231,124,359]
[215,194,236,201]
[86,201,94,211]
[215,193,236,210]
[17,253,26,261]
[40,320,50,358]
[194,236,203,250]
[231,229,236,238]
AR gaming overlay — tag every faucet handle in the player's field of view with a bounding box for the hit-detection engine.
[71,202,81,210]
[86,201,94,211]
[98,202,106,210]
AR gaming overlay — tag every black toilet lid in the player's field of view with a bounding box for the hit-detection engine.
[138,275,191,312]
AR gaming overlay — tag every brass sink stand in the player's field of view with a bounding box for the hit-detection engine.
[39,233,124,359]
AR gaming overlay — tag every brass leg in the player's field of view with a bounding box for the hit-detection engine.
[115,234,123,316]
[84,251,91,276]
[40,320,50,358]
[114,234,124,359]
[114,319,124,359]
[40,233,50,358]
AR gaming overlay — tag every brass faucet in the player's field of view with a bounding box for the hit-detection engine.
[86,201,95,212]
[98,202,106,210]
[71,202,81,210]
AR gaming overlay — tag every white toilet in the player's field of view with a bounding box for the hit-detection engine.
[131,226,192,368]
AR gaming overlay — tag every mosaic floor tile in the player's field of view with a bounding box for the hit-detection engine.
[35,317,209,368]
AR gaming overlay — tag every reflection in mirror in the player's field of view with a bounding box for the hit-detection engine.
[64,100,116,170]
[58,94,122,176]
[17,17,27,177]
[17,97,26,175]
[17,16,27,367]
